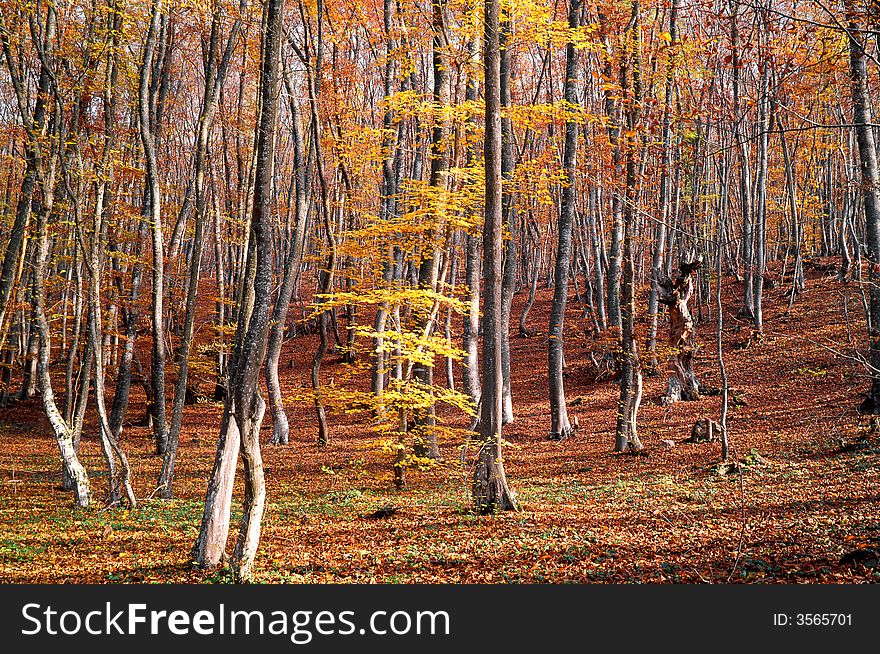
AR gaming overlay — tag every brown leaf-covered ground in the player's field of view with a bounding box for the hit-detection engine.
[1,260,879,583]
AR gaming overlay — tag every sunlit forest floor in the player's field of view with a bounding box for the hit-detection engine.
[1,259,879,583]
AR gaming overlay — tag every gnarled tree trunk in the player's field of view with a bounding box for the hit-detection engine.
[659,256,703,405]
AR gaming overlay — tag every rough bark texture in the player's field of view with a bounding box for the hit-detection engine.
[192,0,283,580]
[614,0,644,454]
[227,0,285,582]
[659,256,703,404]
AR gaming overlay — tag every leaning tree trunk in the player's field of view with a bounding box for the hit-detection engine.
[659,256,703,404]
[33,159,91,508]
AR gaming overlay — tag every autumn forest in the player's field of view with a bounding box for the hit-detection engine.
[0,0,878,584]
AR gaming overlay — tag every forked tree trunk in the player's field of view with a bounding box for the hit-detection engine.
[226,0,286,582]
[659,256,703,404]
[192,0,283,578]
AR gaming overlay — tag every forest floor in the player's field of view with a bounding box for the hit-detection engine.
[1,259,879,583]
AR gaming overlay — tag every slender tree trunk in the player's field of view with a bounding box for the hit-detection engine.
[499,17,516,426]
[647,0,679,370]
[847,6,880,414]
[139,0,169,455]
[751,35,770,333]
[547,0,582,442]
[731,0,754,318]
[267,69,309,446]
[615,0,644,453]
[462,39,482,409]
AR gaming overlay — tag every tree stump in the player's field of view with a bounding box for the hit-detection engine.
[659,255,703,405]
[686,418,720,443]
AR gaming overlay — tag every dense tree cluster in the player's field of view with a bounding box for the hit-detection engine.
[1,0,878,580]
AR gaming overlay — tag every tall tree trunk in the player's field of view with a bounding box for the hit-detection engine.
[599,12,624,330]
[226,0,285,582]
[160,5,241,495]
[139,0,169,455]
[646,0,679,370]
[410,0,450,459]
[730,0,754,318]
[462,39,482,409]
[847,5,880,414]
[371,0,400,404]
[472,0,516,513]
[547,0,582,442]
[267,66,309,446]
[751,29,770,333]
[499,16,516,426]
[615,0,644,453]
